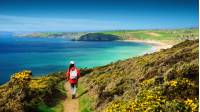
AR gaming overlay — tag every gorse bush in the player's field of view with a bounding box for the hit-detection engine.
[9,70,32,87]
[0,71,66,112]
[105,78,198,112]
[164,78,198,100]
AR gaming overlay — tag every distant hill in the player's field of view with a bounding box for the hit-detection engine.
[80,39,199,111]
[16,32,87,40]
[15,28,199,44]
[76,33,120,41]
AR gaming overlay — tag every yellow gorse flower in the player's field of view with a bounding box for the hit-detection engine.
[170,80,177,87]
[184,98,198,112]
[10,70,32,87]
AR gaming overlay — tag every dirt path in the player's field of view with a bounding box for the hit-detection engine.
[63,82,79,112]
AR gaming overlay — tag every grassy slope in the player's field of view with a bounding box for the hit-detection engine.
[80,40,199,112]
[78,82,94,112]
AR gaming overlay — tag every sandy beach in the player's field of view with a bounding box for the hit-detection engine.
[121,39,174,52]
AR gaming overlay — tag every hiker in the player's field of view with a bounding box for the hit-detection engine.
[66,61,80,99]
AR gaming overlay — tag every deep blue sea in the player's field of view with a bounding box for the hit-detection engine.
[0,32,153,84]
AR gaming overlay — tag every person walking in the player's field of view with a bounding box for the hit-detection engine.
[66,61,80,99]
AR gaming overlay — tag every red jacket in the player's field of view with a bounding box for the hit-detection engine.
[66,66,80,84]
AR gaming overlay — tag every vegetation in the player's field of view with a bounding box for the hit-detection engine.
[77,68,94,112]
[0,71,66,112]
[78,82,94,112]
[76,33,120,41]
[79,39,199,112]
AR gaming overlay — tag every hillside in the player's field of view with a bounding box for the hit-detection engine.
[16,32,87,40]
[76,33,120,41]
[80,39,199,112]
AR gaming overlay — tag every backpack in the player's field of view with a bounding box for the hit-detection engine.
[70,68,78,80]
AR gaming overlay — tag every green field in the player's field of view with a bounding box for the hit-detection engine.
[101,28,199,44]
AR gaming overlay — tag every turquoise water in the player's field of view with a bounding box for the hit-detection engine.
[0,32,153,84]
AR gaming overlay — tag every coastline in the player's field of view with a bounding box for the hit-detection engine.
[120,39,174,52]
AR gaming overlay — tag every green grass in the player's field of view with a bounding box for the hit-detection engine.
[78,81,94,112]
[37,102,64,112]
[37,80,66,112]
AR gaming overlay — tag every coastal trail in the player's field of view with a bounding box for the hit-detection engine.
[63,82,79,112]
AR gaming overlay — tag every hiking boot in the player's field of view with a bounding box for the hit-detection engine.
[72,95,75,99]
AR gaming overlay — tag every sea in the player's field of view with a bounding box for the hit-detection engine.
[0,32,153,84]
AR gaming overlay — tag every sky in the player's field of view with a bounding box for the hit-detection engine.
[0,0,199,32]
